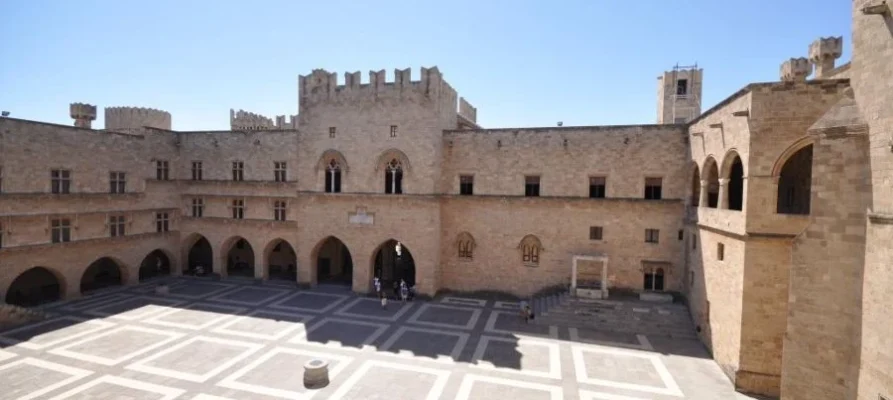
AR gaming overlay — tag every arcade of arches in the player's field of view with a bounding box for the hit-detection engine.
[139,250,171,281]
[226,238,255,278]
[81,257,124,294]
[5,267,63,307]
[268,239,297,281]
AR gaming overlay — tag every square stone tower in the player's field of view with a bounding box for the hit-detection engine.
[657,65,703,124]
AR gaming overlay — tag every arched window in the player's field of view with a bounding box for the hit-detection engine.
[777,145,813,215]
[325,159,342,193]
[519,235,543,266]
[385,158,403,194]
[457,232,475,260]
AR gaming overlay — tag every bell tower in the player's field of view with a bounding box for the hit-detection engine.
[657,64,703,124]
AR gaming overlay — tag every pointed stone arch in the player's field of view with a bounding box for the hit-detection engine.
[221,236,256,278]
[374,148,412,173]
[456,231,476,260]
[264,238,297,281]
[5,266,66,306]
[702,156,720,208]
[518,234,543,266]
[315,149,349,173]
[720,149,745,211]
[690,161,701,207]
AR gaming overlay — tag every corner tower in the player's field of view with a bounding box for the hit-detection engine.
[657,64,703,124]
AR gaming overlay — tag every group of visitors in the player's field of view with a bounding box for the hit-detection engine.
[373,277,414,309]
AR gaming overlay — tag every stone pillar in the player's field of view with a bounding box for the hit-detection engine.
[718,178,730,209]
[254,249,265,280]
[780,58,811,82]
[601,258,609,298]
[809,37,843,79]
[571,257,578,293]
[699,180,709,207]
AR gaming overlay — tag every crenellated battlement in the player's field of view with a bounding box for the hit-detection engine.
[230,109,297,130]
[809,36,844,78]
[459,97,477,123]
[298,66,453,109]
[781,58,811,82]
[70,102,97,129]
[104,106,172,130]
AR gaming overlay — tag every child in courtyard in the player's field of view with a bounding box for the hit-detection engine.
[380,291,388,309]
[399,279,408,302]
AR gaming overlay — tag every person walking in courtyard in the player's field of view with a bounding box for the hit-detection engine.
[519,300,533,323]
[380,291,388,310]
[399,279,408,303]
[373,276,381,295]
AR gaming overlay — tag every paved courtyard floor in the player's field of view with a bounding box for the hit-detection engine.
[0,277,762,400]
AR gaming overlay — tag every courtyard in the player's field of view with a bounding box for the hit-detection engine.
[0,277,758,400]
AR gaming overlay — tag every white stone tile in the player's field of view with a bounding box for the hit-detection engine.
[333,297,414,322]
[191,395,236,400]
[328,360,450,400]
[483,310,559,339]
[0,316,116,350]
[470,335,562,379]
[126,335,264,383]
[0,357,94,400]
[568,328,654,351]
[406,303,482,330]
[289,317,388,352]
[378,326,469,364]
[571,345,684,397]
[46,374,184,400]
[144,302,246,330]
[0,349,16,363]
[439,296,487,307]
[578,389,651,400]
[211,309,314,340]
[217,346,353,399]
[455,374,564,400]
[48,326,186,366]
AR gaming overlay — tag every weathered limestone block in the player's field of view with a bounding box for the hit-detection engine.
[303,359,330,389]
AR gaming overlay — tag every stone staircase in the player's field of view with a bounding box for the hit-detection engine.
[532,292,698,340]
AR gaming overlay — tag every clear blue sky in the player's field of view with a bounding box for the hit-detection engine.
[0,0,850,131]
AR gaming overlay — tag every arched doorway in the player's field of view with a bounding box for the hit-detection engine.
[267,239,297,281]
[777,144,813,215]
[81,257,124,293]
[226,237,255,278]
[704,158,719,208]
[139,250,171,281]
[5,267,63,307]
[187,235,213,274]
[373,239,416,292]
[315,237,353,284]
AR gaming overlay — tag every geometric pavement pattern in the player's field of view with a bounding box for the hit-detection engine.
[0,277,762,400]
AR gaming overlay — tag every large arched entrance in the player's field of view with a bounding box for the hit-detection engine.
[315,237,354,284]
[226,237,255,278]
[373,239,416,292]
[5,267,63,307]
[81,257,125,293]
[267,239,297,281]
[139,250,172,281]
[727,155,744,211]
[187,235,213,274]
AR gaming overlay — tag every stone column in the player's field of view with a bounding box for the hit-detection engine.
[601,258,609,298]
[718,178,730,209]
[254,249,265,280]
[699,180,709,207]
[571,257,578,293]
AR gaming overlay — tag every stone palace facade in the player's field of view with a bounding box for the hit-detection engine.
[0,2,890,399]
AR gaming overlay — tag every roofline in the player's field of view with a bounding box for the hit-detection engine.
[687,78,851,126]
[444,123,685,135]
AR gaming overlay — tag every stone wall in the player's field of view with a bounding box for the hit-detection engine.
[850,1,893,399]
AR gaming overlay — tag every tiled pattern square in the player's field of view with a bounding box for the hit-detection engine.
[456,374,564,400]
[126,335,263,382]
[406,303,482,330]
[207,286,290,306]
[0,316,115,350]
[572,345,683,397]
[144,302,246,330]
[218,347,353,399]
[269,291,347,313]
[328,360,450,400]
[291,317,388,351]
[49,326,185,366]
[211,309,314,340]
[0,358,93,400]
[46,375,184,400]
[334,297,414,322]
[83,296,186,321]
[471,335,562,379]
[378,326,469,363]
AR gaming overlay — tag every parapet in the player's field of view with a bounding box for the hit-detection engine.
[781,58,811,82]
[298,66,450,108]
[105,106,172,130]
[70,103,97,129]
[459,97,477,124]
[230,109,296,130]
[809,36,844,79]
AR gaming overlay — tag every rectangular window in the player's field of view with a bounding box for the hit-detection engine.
[325,168,342,193]
[717,243,725,261]
[589,226,603,241]
[676,79,688,96]
[155,212,169,233]
[109,171,126,194]
[232,199,244,219]
[678,230,684,240]
[108,215,126,237]
[156,160,169,180]
[232,161,244,181]
[645,229,660,244]
[643,265,665,291]
[191,161,203,181]
[51,169,71,194]
[459,175,474,195]
[524,176,540,197]
[191,198,204,218]
[390,125,398,138]
[274,161,287,182]
[274,200,286,221]
[692,234,697,249]
[329,127,336,138]
[588,176,606,198]
[645,177,663,200]
[51,218,71,243]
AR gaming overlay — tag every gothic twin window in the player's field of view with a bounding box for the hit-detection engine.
[520,235,542,266]
[384,158,403,194]
[457,232,475,260]
[325,159,342,193]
